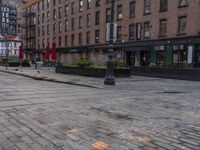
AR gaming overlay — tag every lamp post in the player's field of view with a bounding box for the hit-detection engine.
[104,0,116,85]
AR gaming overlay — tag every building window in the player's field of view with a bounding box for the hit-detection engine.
[42,26,45,36]
[59,7,62,18]
[95,30,100,43]
[42,39,45,48]
[179,0,188,7]
[59,0,62,5]
[143,22,150,38]
[47,38,49,46]
[53,23,56,33]
[42,0,45,10]
[117,5,123,20]
[65,20,69,31]
[95,11,100,25]
[159,19,167,37]
[71,18,75,30]
[47,24,50,35]
[79,16,83,28]
[38,15,40,24]
[79,33,83,45]
[38,40,40,49]
[65,35,68,46]
[71,2,75,14]
[86,31,91,44]
[53,0,56,6]
[38,27,40,36]
[79,0,83,12]
[87,0,92,9]
[160,0,168,12]
[53,9,56,19]
[42,13,45,23]
[129,24,135,40]
[144,0,151,15]
[177,16,187,35]
[87,14,91,27]
[59,36,62,47]
[65,5,68,16]
[130,1,136,18]
[38,2,40,12]
[71,34,75,46]
[106,8,111,22]
[59,22,62,32]
[96,0,100,7]
[47,0,50,8]
[47,11,50,19]
[117,26,122,41]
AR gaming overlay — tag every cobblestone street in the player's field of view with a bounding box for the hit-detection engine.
[0,71,200,150]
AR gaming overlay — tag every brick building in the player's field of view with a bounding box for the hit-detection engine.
[22,0,200,68]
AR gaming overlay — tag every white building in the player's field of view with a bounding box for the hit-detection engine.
[0,41,21,57]
[0,35,22,58]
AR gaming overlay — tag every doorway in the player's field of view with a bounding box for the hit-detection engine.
[126,51,135,66]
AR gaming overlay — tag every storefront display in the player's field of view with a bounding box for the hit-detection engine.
[173,44,187,65]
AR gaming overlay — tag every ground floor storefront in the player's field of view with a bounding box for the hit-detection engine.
[24,36,200,68]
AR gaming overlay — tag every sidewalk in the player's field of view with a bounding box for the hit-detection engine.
[1,66,189,90]
[0,66,106,88]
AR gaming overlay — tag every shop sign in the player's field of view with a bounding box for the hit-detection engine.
[136,23,142,40]
[173,44,185,50]
[114,51,122,59]
[155,46,164,51]
[106,23,117,42]
[70,49,78,52]
[173,45,179,50]
[188,46,193,64]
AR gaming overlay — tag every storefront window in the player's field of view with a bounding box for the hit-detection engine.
[126,51,135,66]
[198,50,200,63]
[140,51,149,66]
[156,51,164,66]
[179,50,187,63]
[173,45,187,65]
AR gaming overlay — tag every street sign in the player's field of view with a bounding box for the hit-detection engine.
[106,23,117,42]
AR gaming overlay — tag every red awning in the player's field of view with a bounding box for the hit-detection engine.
[51,41,56,61]
[18,44,23,60]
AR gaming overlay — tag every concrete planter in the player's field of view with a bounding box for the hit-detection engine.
[0,62,30,67]
[131,66,200,81]
[56,66,131,78]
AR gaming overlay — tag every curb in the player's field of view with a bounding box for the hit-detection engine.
[0,69,103,89]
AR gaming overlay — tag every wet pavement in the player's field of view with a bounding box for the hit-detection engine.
[0,70,200,150]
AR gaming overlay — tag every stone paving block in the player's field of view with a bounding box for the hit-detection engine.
[154,142,176,150]
[179,138,199,146]
[0,71,200,150]
[182,143,200,150]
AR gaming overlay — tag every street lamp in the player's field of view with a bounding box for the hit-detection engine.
[104,0,116,85]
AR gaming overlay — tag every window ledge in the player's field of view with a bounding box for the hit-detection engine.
[158,35,167,38]
[143,12,151,16]
[178,5,188,8]
[176,33,186,36]
[159,9,168,13]
[128,39,135,41]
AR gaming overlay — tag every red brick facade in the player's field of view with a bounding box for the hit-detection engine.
[23,0,200,66]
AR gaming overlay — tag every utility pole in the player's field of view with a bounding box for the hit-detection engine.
[104,0,116,85]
